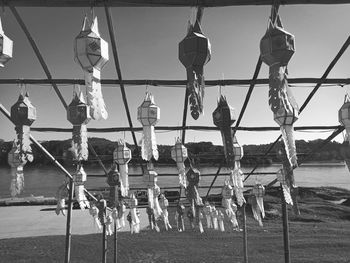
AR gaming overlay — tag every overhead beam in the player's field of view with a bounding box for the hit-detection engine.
[3,0,350,7]
[0,78,349,86]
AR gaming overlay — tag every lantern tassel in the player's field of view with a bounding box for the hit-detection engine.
[15,125,33,163]
[89,204,102,230]
[75,185,90,210]
[175,204,185,232]
[72,124,89,161]
[203,203,213,228]
[249,196,263,227]
[218,211,225,232]
[276,169,293,205]
[230,163,246,206]
[84,68,108,120]
[280,125,298,167]
[130,207,140,234]
[141,126,159,161]
[177,163,187,188]
[119,164,129,197]
[55,181,69,216]
[211,207,218,230]
[105,215,114,236]
[10,166,25,197]
[187,70,204,120]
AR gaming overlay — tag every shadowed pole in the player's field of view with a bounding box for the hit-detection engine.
[102,223,107,263]
[64,179,74,263]
[281,184,291,263]
[242,203,248,263]
[114,222,117,263]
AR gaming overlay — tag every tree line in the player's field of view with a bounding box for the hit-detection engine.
[0,137,349,167]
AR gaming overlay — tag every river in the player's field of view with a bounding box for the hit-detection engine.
[0,163,349,198]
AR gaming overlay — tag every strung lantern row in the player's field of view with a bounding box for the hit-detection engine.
[179,8,211,120]
[260,12,299,168]
[8,92,36,196]
[74,16,109,120]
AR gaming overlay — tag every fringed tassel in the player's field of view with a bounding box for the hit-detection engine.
[89,204,102,230]
[230,164,246,206]
[203,203,212,228]
[176,203,185,232]
[177,163,187,188]
[10,166,25,197]
[218,210,225,232]
[119,164,129,197]
[281,125,298,167]
[187,70,204,120]
[249,196,263,227]
[141,126,159,161]
[15,126,33,163]
[277,169,293,205]
[73,166,89,210]
[105,215,114,236]
[55,181,69,216]
[130,207,140,234]
[198,210,204,233]
[72,124,88,161]
[84,68,108,120]
[152,185,162,218]
[211,207,218,230]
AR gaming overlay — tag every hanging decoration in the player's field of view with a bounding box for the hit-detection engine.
[221,181,239,229]
[127,193,140,234]
[137,92,160,160]
[0,15,13,67]
[73,164,90,210]
[9,91,36,196]
[74,15,109,120]
[179,7,211,120]
[212,95,236,169]
[339,94,350,171]
[159,193,172,231]
[171,137,188,188]
[203,201,212,229]
[175,202,185,232]
[113,140,131,197]
[249,184,265,227]
[231,137,245,206]
[185,166,203,220]
[105,215,114,236]
[89,203,102,229]
[55,180,69,216]
[112,202,126,230]
[260,11,298,167]
[210,204,219,230]
[144,162,162,219]
[106,163,120,208]
[67,90,89,162]
[97,197,107,227]
[217,210,225,232]
[276,168,293,205]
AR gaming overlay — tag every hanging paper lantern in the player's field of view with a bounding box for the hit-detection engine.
[260,14,299,168]
[159,193,172,231]
[106,164,120,208]
[7,141,25,197]
[143,163,162,219]
[212,95,236,168]
[249,184,265,227]
[137,92,160,161]
[185,166,203,220]
[73,165,90,210]
[171,137,188,188]
[127,193,140,234]
[74,16,109,120]
[0,16,13,67]
[179,11,211,120]
[113,139,131,197]
[67,91,90,162]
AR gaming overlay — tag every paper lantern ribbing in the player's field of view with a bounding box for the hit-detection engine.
[73,165,90,210]
[171,137,188,188]
[67,91,90,161]
[0,16,13,67]
[113,139,131,197]
[212,95,236,169]
[260,14,299,168]
[137,92,160,161]
[249,184,265,227]
[179,16,211,120]
[9,92,36,196]
[74,16,109,120]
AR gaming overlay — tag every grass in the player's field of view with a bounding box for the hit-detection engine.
[1,187,350,263]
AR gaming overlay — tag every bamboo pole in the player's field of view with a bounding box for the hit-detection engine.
[102,223,107,263]
[114,222,117,263]
[242,203,248,263]
[64,179,74,263]
[281,185,291,263]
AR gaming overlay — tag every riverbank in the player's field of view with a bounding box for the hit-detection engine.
[0,187,349,262]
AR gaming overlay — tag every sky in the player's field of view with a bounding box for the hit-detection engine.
[1,4,350,147]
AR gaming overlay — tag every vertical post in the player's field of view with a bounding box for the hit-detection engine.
[64,178,74,263]
[114,222,117,263]
[102,223,107,263]
[242,203,248,263]
[281,185,291,263]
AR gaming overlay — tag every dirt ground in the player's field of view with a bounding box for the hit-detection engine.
[1,187,350,263]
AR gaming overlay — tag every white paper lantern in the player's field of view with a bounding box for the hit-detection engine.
[0,16,13,67]
[137,92,160,126]
[171,138,188,163]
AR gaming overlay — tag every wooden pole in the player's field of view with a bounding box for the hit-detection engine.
[242,203,248,263]
[64,178,74,263]
[114,222,117,263]
[102,224,107,263]
[281,185,291,263]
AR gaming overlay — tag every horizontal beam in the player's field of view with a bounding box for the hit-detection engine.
[31,125,341,133]
[4,0,350,7]
[0,78,349,86]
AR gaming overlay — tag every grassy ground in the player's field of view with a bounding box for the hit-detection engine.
[1,187,350,263]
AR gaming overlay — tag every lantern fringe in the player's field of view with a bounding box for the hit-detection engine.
[198,212,204,233]
[85,68,108,120]
[130,207,140,234]
[218,211,225,232]
[187,70,205,120]
[249,196,264,227]
[10,166,24,197]
[72,124,89,161]
[211,208,218,230]
[141,126,159,161]
[15,126,33,163]
[277,169,293,205]
[160,202,172,231]
[281,125,298,167]
[74,185,90,210]
[177,163,187,188]
[89,204,102,230]
[175,204,185,232]
[230,165,246,206]
[119,164,129,197]
[203,203,212,228]
[105,215,114,236]
[55,181,69,216]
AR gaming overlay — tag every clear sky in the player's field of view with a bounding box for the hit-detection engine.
[1,4,350,146]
